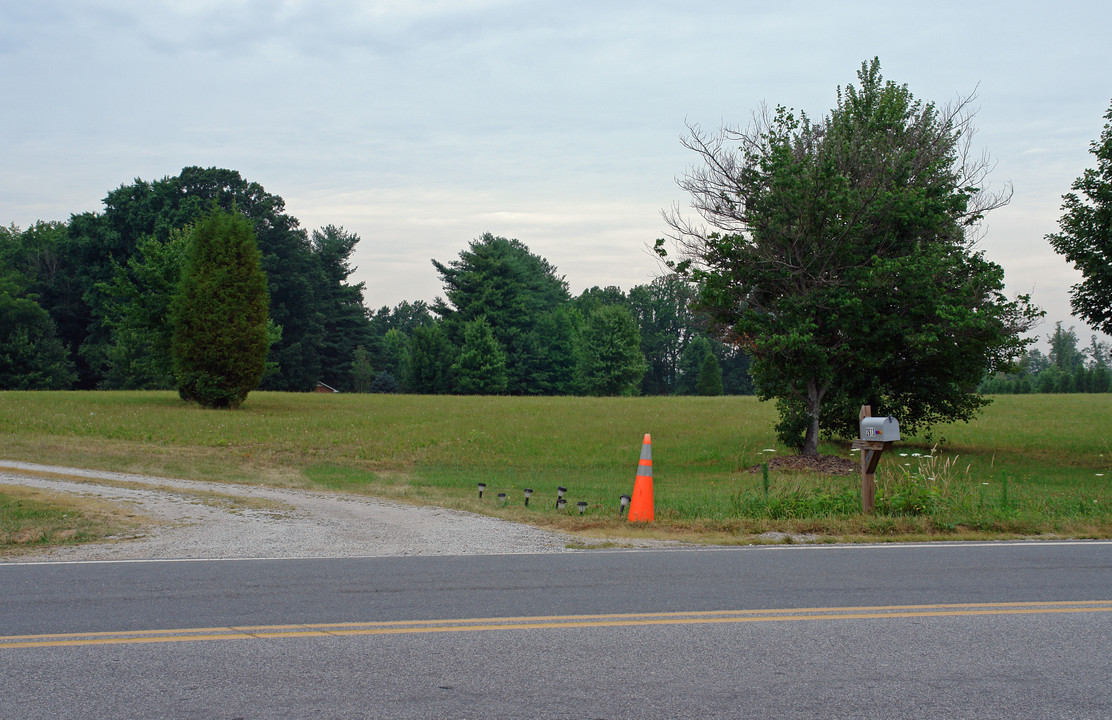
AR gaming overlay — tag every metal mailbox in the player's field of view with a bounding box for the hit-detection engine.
[860,416,899,442]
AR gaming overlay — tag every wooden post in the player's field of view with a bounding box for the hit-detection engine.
[850,405,891,514]
[859,405,875,514]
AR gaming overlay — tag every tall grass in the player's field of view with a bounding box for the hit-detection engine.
[0,392,1108,540]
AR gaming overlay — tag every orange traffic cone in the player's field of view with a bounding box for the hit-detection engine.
[628,434,654,522]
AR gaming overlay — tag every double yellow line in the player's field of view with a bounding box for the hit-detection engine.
[3,601,1111,649]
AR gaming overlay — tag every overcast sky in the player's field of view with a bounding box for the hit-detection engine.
[3,1,1110,349]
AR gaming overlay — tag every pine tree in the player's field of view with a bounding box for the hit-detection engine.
[451,318,508,394]
[575,305,647,396]
[171,209,270,408]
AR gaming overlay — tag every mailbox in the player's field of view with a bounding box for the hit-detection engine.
[860,416,899,442]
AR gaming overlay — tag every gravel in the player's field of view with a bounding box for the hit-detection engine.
[0,461,590,561]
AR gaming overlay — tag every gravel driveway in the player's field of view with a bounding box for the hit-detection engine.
[0,461,587,561]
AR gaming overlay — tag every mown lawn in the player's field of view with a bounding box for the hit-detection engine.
[0,391,1108,543]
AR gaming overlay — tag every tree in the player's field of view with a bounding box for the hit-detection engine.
[94,167,327,391]
[1047,99,1112,335]
[380,328,412,389]
[349,345,375,393]
[406,322,455,394]
[369,371,399,393]
[432,233,571,394]
[676,335,713,395]
[311,225,374,391]
[1047,322,1085,372]
[99,227,191,389]
[658,59,1039,454]
[695,351,723,396]
[575,305,647,396]
[0,276,76,389]
[171,209,270,409]
[627,274,697,395]
[451,318,508,394]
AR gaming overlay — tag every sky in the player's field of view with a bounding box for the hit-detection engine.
[3,0,1111,351]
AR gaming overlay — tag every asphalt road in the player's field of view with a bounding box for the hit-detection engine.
[3,542,1111,719]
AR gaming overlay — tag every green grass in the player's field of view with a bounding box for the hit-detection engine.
[0,391,1109,542]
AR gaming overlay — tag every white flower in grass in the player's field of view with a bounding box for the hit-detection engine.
[899,453,908,457]
[762,448,776,453]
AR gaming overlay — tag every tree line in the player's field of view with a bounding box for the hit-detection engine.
[0,169,748,397]
[979,322,1112,394]
[363,233,752,396]
[1,168,372,394]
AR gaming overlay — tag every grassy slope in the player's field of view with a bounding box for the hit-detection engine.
[0,392,1108,541]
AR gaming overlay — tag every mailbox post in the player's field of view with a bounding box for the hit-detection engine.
[850,406,898,514]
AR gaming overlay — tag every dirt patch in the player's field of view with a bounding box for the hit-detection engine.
[748,454,858,476]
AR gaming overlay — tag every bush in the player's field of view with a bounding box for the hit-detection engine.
[171,209,270,409]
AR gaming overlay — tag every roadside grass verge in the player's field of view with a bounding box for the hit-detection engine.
[0,484,148,555]
[0,391,1108,542]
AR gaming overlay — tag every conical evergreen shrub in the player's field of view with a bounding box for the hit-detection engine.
[171,209,270,408]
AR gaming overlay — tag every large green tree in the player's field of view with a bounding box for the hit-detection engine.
[575,305,648,396]
[310,225,375,391]
[406,322,455,394]
[171,209,270,409]
[659,59,1039,454]
[451,318,508,394]
[0,275,76,390]
[73,167,326,390]
[1047,100,1112,335]
[627,274,696,395]
[99,227,191,389]
[432,233,571,394]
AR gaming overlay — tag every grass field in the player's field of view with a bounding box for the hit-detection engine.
[0,391,1109,544]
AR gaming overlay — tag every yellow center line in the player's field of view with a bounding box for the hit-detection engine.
[4,601,1110,649]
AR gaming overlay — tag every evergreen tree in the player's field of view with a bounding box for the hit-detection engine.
[311,225,374,391]
[451,318,508,394]
[432,233,570,394]
[696,352,723,396]
[406,322,455,394]
[526,307,578,395]
[171,209,270,409]
[575,305,647,396]
[369,371,399,394]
